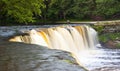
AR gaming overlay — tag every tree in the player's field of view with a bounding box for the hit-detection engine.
[40,0,55,24]
[0,0,45,24]
[42,0,74,20]
[1,0,120,24]
[95,0,120,19]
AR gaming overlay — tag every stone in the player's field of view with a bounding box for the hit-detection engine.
[92,67,120,71]
[0,41,86,71]
[105,40,116,48]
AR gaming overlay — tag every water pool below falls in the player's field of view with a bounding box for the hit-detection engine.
[8,25,120,70]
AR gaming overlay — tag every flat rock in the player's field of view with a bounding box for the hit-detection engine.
[0,41,86,71]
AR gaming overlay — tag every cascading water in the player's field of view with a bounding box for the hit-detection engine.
[9,25,120,71]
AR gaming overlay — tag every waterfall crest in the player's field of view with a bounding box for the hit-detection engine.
[9,25,99,67]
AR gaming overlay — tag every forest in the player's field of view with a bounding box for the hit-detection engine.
[0,0,120,25]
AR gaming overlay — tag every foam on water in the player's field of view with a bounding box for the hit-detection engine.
[78,48,120,70]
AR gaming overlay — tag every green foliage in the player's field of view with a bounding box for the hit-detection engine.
[46,0,74,20]
[0,0,44,24]
[99,33,120,43]
[116,43,120,48]
[99,34,108,43]
[96,0,120,16]
[45,0,120,21]
[92,25,104,34]
[1,0,120,24]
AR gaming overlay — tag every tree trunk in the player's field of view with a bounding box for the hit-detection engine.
[63,12,66,19]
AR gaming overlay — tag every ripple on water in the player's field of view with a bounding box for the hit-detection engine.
[78,48,120,70]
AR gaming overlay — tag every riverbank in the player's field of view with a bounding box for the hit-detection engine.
[1,20,120,26]
[92,22,120,49]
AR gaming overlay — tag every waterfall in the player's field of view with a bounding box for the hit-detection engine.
[9,25,100,69]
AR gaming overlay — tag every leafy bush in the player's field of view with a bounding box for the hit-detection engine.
[92,25,104,34]
[116,43,120,48]
[99,33,120,43]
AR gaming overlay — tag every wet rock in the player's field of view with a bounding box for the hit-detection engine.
[101,40,120,49]
[104,40,116,48]
[92,67,120,71]
[0,41,86,71]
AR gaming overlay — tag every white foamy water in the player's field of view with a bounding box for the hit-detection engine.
[78,48,120,70]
